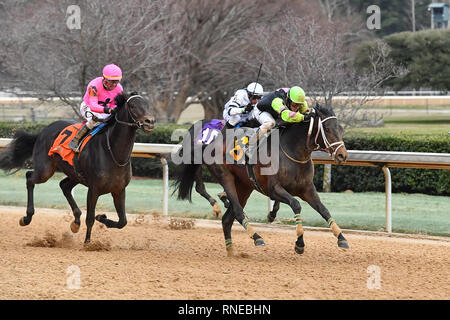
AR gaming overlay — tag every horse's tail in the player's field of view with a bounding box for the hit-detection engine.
[0,130,38,171]
[172,162,200,202]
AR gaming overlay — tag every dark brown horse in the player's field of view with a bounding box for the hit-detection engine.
[0,92,154,243]
[174,104,348,256]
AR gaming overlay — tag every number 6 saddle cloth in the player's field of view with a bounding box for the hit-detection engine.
[48,123,94,166]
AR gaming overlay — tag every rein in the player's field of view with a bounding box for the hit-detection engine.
[107,95,143,167]
[281,114,345,164]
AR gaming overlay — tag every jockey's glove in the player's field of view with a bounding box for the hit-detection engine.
[303,112,313,121]
[244,103,254,113]
[103,106,112,114]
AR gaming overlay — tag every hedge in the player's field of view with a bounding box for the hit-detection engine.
[355,29,450,90]
[0,122,448,196]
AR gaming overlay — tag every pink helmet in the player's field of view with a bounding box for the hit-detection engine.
[102,64,122,81]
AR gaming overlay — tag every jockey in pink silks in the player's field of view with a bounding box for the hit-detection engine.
[69,64,124,152]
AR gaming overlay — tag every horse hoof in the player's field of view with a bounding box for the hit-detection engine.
[295,244,305,254]
[254,238,266,246]
[338,239,349,249]
[70,221,80,233]
[19,217,29,226]
[95,214,107,222]
[267,214,275,223]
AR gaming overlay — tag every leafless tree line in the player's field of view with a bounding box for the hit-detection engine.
[0,0,403,126]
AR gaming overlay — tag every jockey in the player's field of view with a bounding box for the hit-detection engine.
[223,82,264,128]
[68,64,124,152]
[245,86,313,161]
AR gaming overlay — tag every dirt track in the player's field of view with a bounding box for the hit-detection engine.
[0,206,449,300]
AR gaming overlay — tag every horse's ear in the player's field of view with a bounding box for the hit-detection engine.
[129,91,139,96]
[115,93,126,107]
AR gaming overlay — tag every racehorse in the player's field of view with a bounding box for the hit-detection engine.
[0,92,154,244]
[174,104,349,256]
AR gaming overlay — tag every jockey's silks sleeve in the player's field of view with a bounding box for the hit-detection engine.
[272,97,306,123]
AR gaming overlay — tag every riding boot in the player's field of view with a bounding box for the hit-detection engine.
[68,124,90,152]
[244,128,265,164]
[224,122,234,129]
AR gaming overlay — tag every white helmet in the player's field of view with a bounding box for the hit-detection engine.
[246,82,264,98]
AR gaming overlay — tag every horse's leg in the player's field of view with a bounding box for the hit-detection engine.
[95,189,127,229]
[298,183,349,249]
[209,165,264,250]
[194,166,221,218]
[268,183,305,254]
[232,183,265,247]
[84,188,100,244]
[267,200,280,223]
[217,191,230,208]
[222,183,260,256]
[21,160,56,226]
[59,177,82,233]
[221,207,235,257]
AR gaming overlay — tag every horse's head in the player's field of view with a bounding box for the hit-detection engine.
[115,92,155,133]
[310,104,347,164]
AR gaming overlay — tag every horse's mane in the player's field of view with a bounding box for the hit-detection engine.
[114,91,139,109]
[107,91,139,125]
[314,103,335,117]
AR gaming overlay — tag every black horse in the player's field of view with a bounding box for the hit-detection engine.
[174,104,349,256]
[0,92,155,243]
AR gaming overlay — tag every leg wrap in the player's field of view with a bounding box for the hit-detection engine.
[295,214,304,237]
[242,217,256,239]
[225,238,234,256]
[328,218,342,237]
[225,238,233,250]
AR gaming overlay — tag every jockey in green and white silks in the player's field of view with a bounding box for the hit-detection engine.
[245,86,312,161]
[223,82,264,128]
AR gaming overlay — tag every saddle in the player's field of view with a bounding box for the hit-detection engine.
[48,122,107,166]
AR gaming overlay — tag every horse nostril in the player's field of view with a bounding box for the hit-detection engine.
[337,153,346,162]
[144,118,154,125]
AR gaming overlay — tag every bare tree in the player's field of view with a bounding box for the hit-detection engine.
[253,15,405,128]
[1,0,169,118]
[154,0,281,121]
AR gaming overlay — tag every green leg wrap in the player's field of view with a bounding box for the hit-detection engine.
[225,238,232,250]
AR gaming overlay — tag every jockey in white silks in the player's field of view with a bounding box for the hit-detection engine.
[223,82,264,128]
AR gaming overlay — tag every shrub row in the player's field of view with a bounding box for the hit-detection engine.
[0,122,448,196]
[355,29,450,90]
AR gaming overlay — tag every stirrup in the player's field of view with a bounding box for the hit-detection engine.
[68,140,80,152]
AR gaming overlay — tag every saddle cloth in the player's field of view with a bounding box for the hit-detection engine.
[196,119,225,145]
[48,123,97,166]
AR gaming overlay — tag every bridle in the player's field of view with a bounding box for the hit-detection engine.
[114,95,146,128]
[308,115,345,160]
[281,112,345,164]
